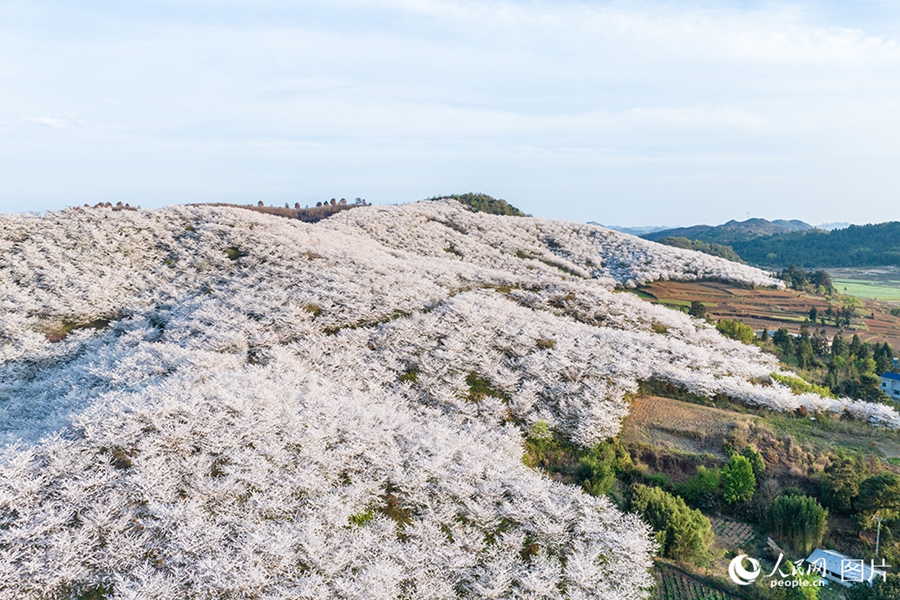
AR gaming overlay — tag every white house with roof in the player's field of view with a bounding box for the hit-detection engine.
[806,548,887,587]
[881,372,900,401]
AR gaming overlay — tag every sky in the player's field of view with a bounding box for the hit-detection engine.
[1,0,899,226]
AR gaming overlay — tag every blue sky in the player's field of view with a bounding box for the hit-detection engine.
[2,0,899,226]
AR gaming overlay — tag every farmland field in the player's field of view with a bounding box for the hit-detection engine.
[828,267,900,301]
[633,279,900,348]
[622,395,759,458]
[651,563,740,600]
[710,517,755,549]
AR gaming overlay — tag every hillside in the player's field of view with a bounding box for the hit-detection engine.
[731,221,900,267]
[1,200,897,599]
[643,219,900,268]
[642,218,812,244]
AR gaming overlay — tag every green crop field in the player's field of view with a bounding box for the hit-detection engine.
[832,279,900,301]
[828,267,900,301]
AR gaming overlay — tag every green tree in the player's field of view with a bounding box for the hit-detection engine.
[856,472,900,525]
[768,493,828,554]
[875,342,895,374]
[797,338,815,369]
[772,328,796,355]
[850,334,863,357]
[630,484,714,566]
[689,300,707,319]
[811,270,834,294]
[722,454,756,504]
[742,446,766,478]
[821,458,860,514]
[809,307,818,323]
[439,193,528,216]
[831,333,847,357]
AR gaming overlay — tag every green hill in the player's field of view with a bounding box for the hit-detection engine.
[432,193,529,216]
[731,222,900,267]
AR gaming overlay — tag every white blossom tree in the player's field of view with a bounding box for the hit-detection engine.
[0,200,894,598]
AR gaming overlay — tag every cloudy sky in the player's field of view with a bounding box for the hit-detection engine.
[2,0,899,226]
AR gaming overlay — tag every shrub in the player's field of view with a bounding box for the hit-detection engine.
[677,466,722,512]
[645,473,672,490]
[630,484,713,566]
[574,439,633,496]
[535,338,556,350]
[225,246,248,260]
[716,319,755,344]
[769,493,828,554]
[465,371,507,402]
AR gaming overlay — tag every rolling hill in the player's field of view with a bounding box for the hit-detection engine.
[1,200,896,599]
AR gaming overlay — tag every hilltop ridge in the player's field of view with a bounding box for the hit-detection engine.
[642,217,813,244]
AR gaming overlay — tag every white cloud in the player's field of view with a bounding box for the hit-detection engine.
[24,115,83,128]
[25,116,66,128]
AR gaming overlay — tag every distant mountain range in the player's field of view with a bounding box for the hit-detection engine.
[592,217,898,268]
[587,223,670,236]
[596,220,852,240]
[642,218,814,244]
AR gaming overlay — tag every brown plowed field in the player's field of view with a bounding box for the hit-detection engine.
[622,395,759,459]
[635,280,900,348]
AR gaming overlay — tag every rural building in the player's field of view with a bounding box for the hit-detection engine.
[805,548,886,586]
[881,372,900,401]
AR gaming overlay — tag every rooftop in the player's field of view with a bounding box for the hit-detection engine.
[881,372,900,382]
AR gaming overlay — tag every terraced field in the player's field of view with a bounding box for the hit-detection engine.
[652,563,741,600]
[635,279,900,348]
[710,517,755,549]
